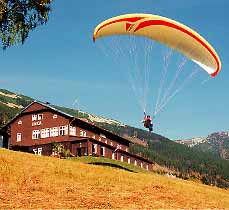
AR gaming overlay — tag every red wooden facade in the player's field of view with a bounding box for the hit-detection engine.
[1,101,152,170]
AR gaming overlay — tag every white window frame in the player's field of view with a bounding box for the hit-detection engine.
[33,148,37,155]
[120,155,124,162]
[18,120,22,125]
[80,130,87,137]
[100,146,105,156]
[59,125,68,136]
[100,134,106,138]
[37,148,42,156]
[32,114,37,121]
[50,127,58,137]
[146,164,149,171]
[92,144,97,154]
[41,129,46,139]
[32,130,40,140]
[17,133,22,142]
[69,126,76,136]
[37,114,43,121]
[53,114,57,119]
[112,152,115,160]
[140,162,143,168]
[128,157,131,164]
[134,160,137,166]
[33,148,42,156]
[45,128,50,138]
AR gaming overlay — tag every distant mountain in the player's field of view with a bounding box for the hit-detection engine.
[175,137,207,147]
[176,132,229,160]
[0,89,228,188]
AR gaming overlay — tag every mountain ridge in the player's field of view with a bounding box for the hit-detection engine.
[176,132,229,160]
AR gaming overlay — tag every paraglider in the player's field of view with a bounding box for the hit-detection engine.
[93,13,221,77]
[93,13,221,131]
[143,111,153,132]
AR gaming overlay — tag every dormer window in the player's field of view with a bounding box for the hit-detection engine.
[18,120,22,125]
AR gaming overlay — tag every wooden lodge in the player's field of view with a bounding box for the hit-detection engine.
[0,101,152,170]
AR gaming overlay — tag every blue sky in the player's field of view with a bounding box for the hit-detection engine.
[1,0,229,139]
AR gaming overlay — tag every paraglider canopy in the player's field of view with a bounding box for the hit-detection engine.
[93,14,221,77]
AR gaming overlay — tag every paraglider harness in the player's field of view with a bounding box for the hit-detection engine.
[143,111,153,132]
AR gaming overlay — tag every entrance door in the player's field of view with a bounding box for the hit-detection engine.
[77,148,81,157]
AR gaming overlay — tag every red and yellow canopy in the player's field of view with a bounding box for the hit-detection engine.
[93,14,221,77]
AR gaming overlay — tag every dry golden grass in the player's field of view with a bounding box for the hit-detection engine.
[0,148,228,209]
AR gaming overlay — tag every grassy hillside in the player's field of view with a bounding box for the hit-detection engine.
[0,149,228,209]
[0,88,228,188]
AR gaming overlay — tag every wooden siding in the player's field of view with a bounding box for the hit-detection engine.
[3,101,152,171]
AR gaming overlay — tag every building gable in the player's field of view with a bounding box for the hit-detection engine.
[23,102,49,113]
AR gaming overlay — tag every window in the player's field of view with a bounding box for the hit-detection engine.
[112,152,115,160]
[146,164,149,171]
[33,148,42,156]
[100,146,105,156]
[41,129,46,138]
[125,148,128,152]
[80,130,87,137]
[32,130,40,140]
[100,134,106,138]
[38,148,42,156]
[70,126,76,136]
[128,157,131,164]
[17,133,22,142]
[18,120,22,125]
[45,128,50,138]
[37,114,43,120]
[32,115,37,121]
[50,127,58,137]
[120,155,124,162]
[33,149,37,155]
[140,162,143,168]
[92,144,97,154]
[59,125,68,136]
[134,160,137,166]
[110,141,113,146]
[40,128,49,138]
[53,114,57,119]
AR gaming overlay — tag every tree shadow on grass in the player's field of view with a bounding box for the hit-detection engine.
[88,162,137,173]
